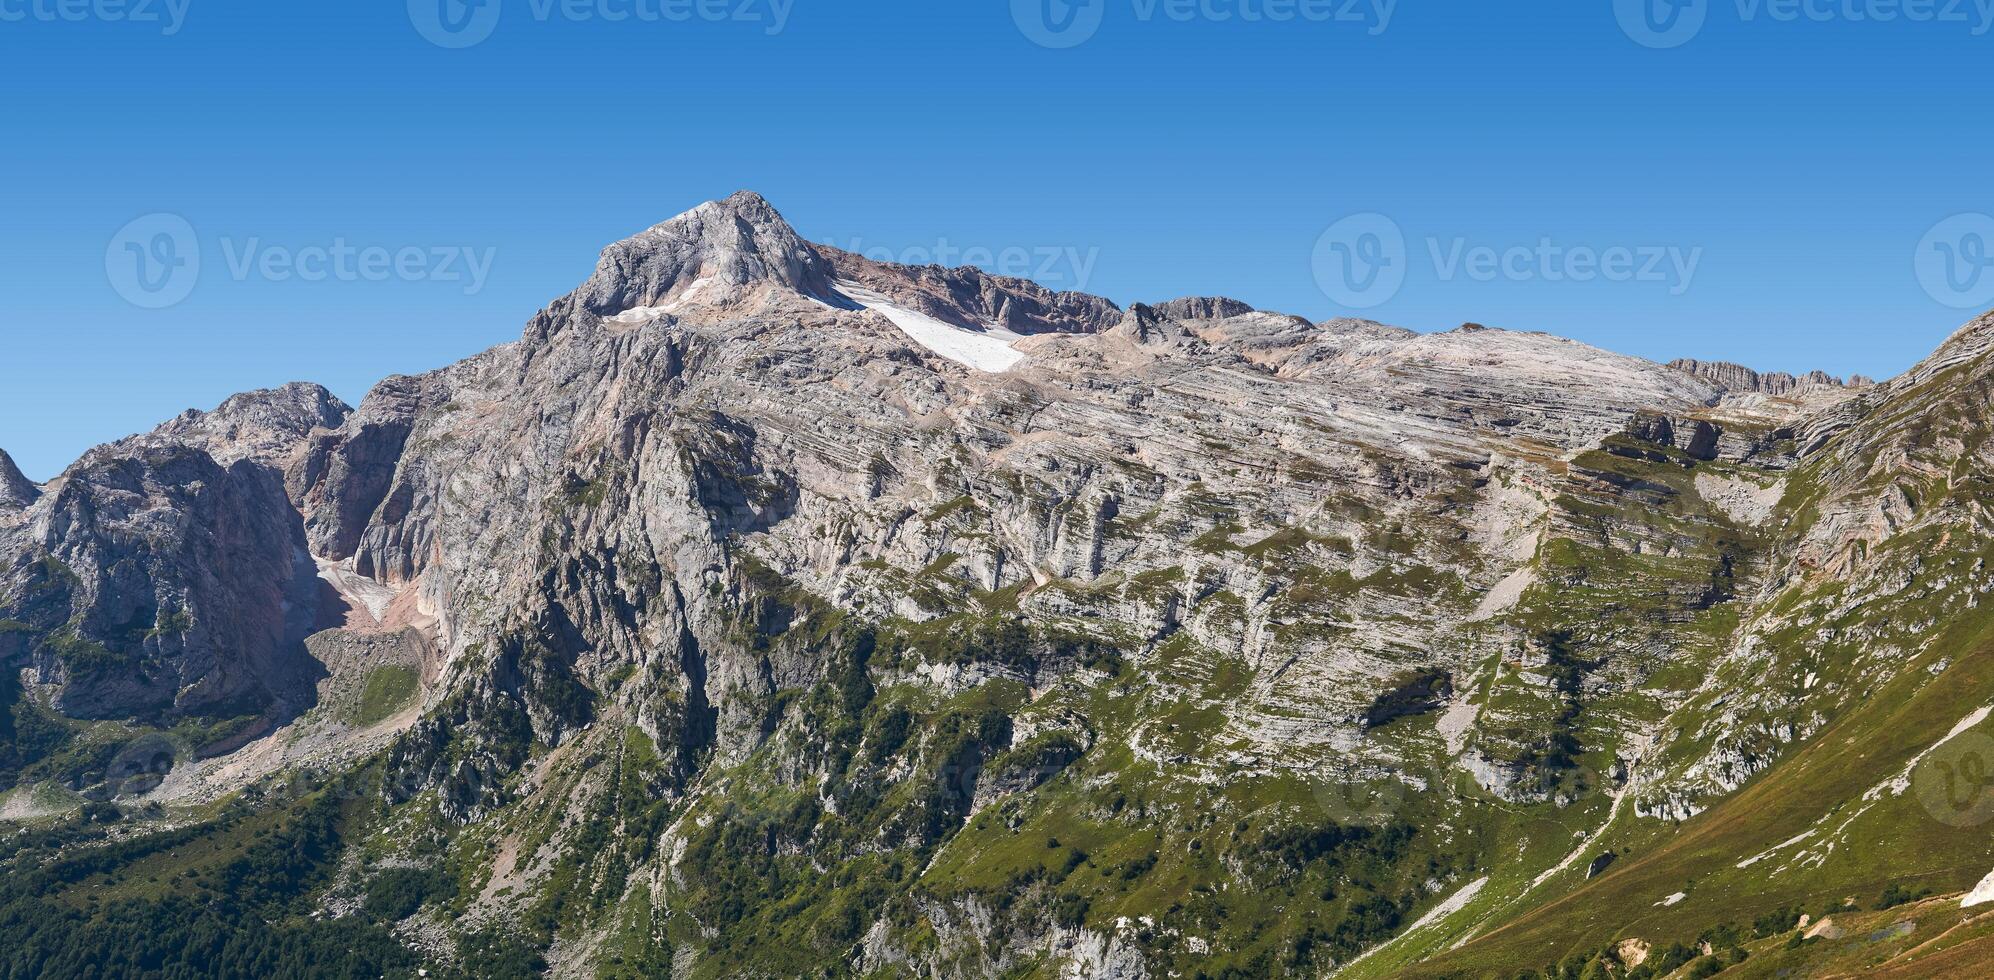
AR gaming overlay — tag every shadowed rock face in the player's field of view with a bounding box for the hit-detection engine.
[0,385,348,721]
[5,445,319,719]
[0,450,35,509]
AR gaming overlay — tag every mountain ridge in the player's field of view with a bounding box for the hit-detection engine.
[4,192,1994,979]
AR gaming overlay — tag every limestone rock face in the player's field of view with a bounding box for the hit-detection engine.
[1667,357,1866,396]
[572,189,839,317]
[1,443,319,719]
[1148,296,1256,321]
[0,385,346,720]
[0,449,35,509]
[819,243,1122,336]
[148,381,351,468]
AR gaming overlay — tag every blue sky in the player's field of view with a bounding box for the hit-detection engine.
[4,0,1993,479]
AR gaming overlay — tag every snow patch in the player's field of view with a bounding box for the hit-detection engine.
[1335,877,1489,975]
[1737,829,1815,869]
[833,280,1026,372]
[603,277,720,326]
[1864,704,1993,801]
[604,304,671,327]
[1964,868,1994,908]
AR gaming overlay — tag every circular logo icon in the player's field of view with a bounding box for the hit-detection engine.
[106,213,199,309]
[409,0,502,49]
[1916,214,1994,311]
[1614,0,1707,49]
[1312,213,1406,311]
[1913,731,1994,828]
[1012,0,1105,49]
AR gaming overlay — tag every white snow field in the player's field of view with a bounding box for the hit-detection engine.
[832,280,1027,372]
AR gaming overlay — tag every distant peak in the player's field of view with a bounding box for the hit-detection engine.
[718,188,777,211]
[1148,296,1255,321]
[160,382,351,441]
[1667,358,1867,396]
[574,191,834,317]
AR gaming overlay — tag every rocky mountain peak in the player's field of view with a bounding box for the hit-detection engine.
[146,382,352,468]
[0,448,36,508]
[171,381,349,434]
[1148,296,1255,321]
[572,189,837,317]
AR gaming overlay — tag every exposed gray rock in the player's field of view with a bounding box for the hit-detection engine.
[2,442,322,719]
[0,386,346,722]
[571,189,839,319]
[820,242,1122,336]
[1149,296,1254,321]
[1667,358,1865,396]
[0,449,35,509]
[149,381,351,468]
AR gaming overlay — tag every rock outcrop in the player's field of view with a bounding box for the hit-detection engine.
[1667,357,1872,395]
[0,449,35,509]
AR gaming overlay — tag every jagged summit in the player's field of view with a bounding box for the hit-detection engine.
[0,448,36,508]
[572,189,838,318]
[1147,296,1255,321]
[817,241,1122,337]
[1667,358,1873,396]
[133,382,352,470]
[161,382,351,437]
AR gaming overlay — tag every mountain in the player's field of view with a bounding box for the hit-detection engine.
[4,191,1994,978]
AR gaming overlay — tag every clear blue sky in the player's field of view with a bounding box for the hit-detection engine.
[4,0,1992,479]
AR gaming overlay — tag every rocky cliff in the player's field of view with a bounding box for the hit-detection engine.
[0,450,35,510]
